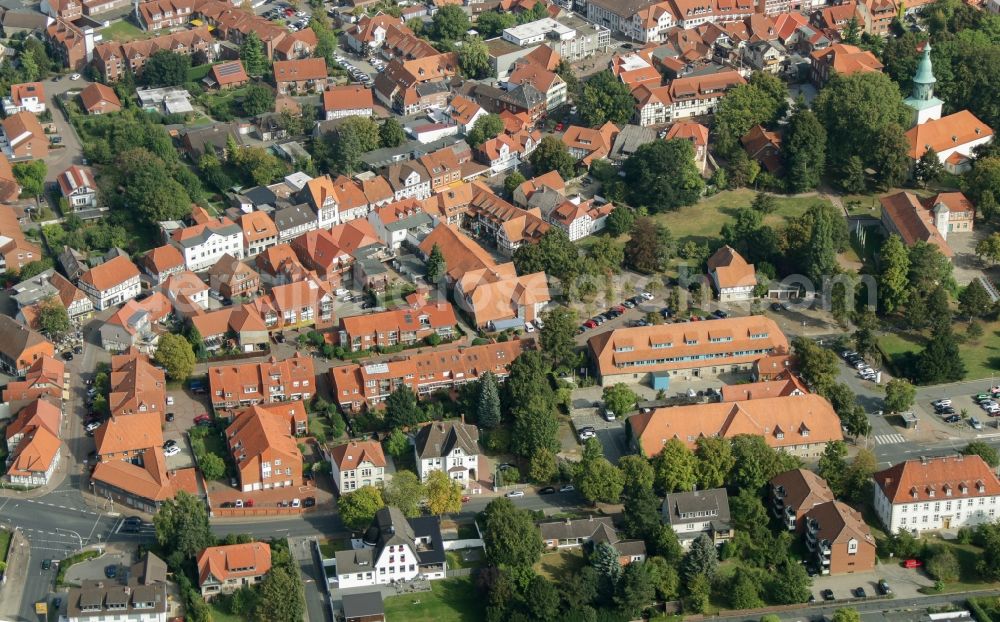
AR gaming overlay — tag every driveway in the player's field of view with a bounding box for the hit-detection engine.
[62,550,132,586]
[40,75,86,184]
[809,562,933,602]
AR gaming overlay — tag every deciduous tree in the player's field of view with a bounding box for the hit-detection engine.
[879,234,911,313]
[458,36,490,79]
[383,470,424,517]
[605,205,635,237]
[576,437,624,504]
[962,441,1000,468]
[578,70,635,126]
[602,383,637,419]
[154,334,196,382]
[466,113,504,148]
[539,307,579,371]
[625,217,675,274]
[884,378,916,413]
[153,490,214,559]
[481,497,543,570]
[959,279,994,318]
[432,5,470,41]
[783,107,827,192]
[338,485,385,530]
[623,139,704,213]
[529,135,577,180]
[36,297,69,338]
[142,51,189,86]
[652,438,697,493]
[241,84,275,116]
[425,469,463,515]
[379,118,406,148]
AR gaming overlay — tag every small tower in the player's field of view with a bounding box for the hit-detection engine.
[903,42,944,127]
[933,200,950,241]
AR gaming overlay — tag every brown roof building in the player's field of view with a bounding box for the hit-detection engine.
[769,469,835,532]
[809,44,883,86]
[208,353,315,412]
[273,58,328,95]
[1,111,48,160]
[0,204,41,274]
[140,245,186,285]
[2,355,66,407]
[322,85,374,120]
[706,245,757,302]
[337,302,457,352]
[79,82,122,114]
[226,402,304,492]
[205,60,250,89]
[879,191,955,258]
[0,314,54,376]
[207,253,260,301]
[803,501,876,575]
[874,455,1000,533]
[328,439,387,493]
[78,254,142,310]
[197,542,272,598]
[588,317,788,385]
[627,393,843,459]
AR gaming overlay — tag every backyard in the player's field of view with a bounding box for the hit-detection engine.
[382,576,482,622]
[100,20,148,42]
[879,320,1000,381]
[533,547,585,582]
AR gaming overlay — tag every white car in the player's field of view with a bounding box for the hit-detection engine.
[559,484,575,492]
[972,417,984,430]
[570,106,578,115]
[933,399,953,408]
[291,498,301,508]
[84,421,101,432]
[295,10,306,16]
[166,396,174,406]
[524,322,535,333]
[164,445,181,457]
[640,291,653,300]
[505,490,525,498]
[335,288,349,297]
[70,73,81,80]
[534,318,544,329]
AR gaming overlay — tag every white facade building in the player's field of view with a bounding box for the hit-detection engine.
[171,218,244,273]
[413,421,480,487]
[873,455,1000,534]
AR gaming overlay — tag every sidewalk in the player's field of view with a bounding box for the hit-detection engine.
[0,529,30,620]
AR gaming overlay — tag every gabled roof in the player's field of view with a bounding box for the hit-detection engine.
[875,454,1000,503]
[6,425,60,478]
[80,255,140,291]
[905,110,994,160]
[273,57,328,82]
[323,85,373,111]
[803,500,874,548]
[880,191,953,257]
[79,82,121,112]
[706,244,756,289]
[665,120,709,146]
[414,420,479,459]
[770,468,835,516]
[197,543,272,586]
[329,439,386,470]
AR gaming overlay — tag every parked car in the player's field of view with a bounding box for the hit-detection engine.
[944,414,961,423]
[70,73,81,80]
[770,302,784,312]
[165,412,175,422]
[559,484,575,492]
[164,445,181,457]
[41,559,52,570]
[291,498,301,508]
[505,490,525,498]
[603,409,616,421]
[821,589,835,601]
[538,486,556,494]
[932,399,952,408]
[193,414,212,425]
[712,309,729,318]
[122,516,143,532]
[84,421,100,432]
[972,417,984,430]
[903,558,923,568]
[853,587,867,598]
[524,321,535,333]
[163,439,178,449]
[976,393,992,402]
[876,580,892,595]
[104,565,117,578]
[937,406,956,415]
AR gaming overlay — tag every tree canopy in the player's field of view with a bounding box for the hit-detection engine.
[623,139,705,212]
[578,70,635,126]
[529,135,577,180]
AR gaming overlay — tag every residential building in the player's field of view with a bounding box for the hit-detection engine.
[2,356,66,405]
[905,110,994,174]
[191,304,268,354]
[720,376,808,402]
[56,165,101,215]
[631,83,673,127]
[562,122,619,164]
[334,507,446,588]
[204,60,249,89]
[329,440,387,493]
[502,14,611,61]
[0,204,41,274]
[588,0,660,36]
[323,85,374,120]
[507,59,567,111]
[135,0,196,30]
[1,111,49,160]
[291,220,382,283]
[417,146,464,193]
[208,254,260,301]
[609,124,657,164]
[78,255,142,310]
[45,19,92,71]
[0,154,19,202]
[3,82,46,115]
[879,191,978,258]
[273,203,319,243]
[171,214,244,272]
[587,316,788,385]
[448,95,487,134]
[417,224,549,328]
[742,124,783,174]
[344,12,409,55]
[226,402,304,492]
[341,593,385,622]
[539,516,647,564]
[367,198,433,249]
[99,295,169,353]
[197,543,272,598]
[662,488,733,547]
[769,468,835,531]
[383,161,432,201]
[804,501,876,575]
[106,350,167,418]
[467,184,548,255]
[706,245,756,302]
[873,455,1000,533]
[666,70,746,119]
[273,58,329,95]
[4,399,62,487]
[42,0,83,21]
[665,121,709,172]
[413,420,480,486]
[809,44,883,87]
[93,27,215,82]
[548,197,613,241]
[163,271,209,313]
[329,340,524,412]
[239,211,280,257]
[249,274,335,331]
[64,553,169,622]
[372,53,458,115]
[274,27,318,61]
[628,393,844,459]
[208,353,315,411]
[140,245,186,285]
[11,269,93,323]
[337,302,456,352]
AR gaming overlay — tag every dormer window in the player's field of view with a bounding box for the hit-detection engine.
[928,487,936,498]
[910,487,919,499]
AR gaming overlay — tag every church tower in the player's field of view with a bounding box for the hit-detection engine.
[903,42,944,127]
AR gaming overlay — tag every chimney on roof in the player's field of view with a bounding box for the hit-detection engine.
[921,456,928,465]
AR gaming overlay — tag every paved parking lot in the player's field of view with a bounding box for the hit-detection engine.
[63,551,132,586]
[808,562,933,602]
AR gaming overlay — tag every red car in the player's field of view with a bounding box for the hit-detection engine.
[583,320,597,329]
[555,122,564,131]
[193,414,211,425]
[461,496,470,503]
[284,7,294,15]
[903,558,923,568]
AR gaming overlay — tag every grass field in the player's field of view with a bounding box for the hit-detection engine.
[207,603,245,622]
[101,20,147,42]
[649,189,835,246]
[187,63,213,82]
[383,577,483,622]
[0,529,11,565]
[446,548,485,570]
[879,321,1000,381]
[318,538,349,559]
[533,548,585,582]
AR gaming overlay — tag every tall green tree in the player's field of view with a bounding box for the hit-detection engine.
[713,72,788,156]
[529,135,577,179]
[255,562,305,622]
[817,440,849,496]
[154,334,196,382]
[784,108,827,192]
[872,123,912,189]
[682,534,719,582]
[578,70,635,126]
[379,118,406,148]
[339,485,385,530]
[917,325,967,384]
[241,84,275,116]
[240,33,269,77]
[652,438,697,493]
[425,243,445,282]
[385,386,422,428]
[539,307,579,371]
[602,383,637,419]
[330,116,381,175]
[153,490,214,559]
[481,497,543,570]
[959,279,994,318]
[623,139,705,213]
[884,378,916,413]
[914,147,944,187]
[616,561,657,618]
[432,5,470,41]
[694,436,736,489]
[425,469,463,515]
[879,234,911,313]
[605,206,636,237]
[806,202,839,283]
[576,437,624,504]
[36,297,70,338]
[477,371,502,428]
[142,51,189,86]
[12,160,46,197]
[382,470,424,517]
[625,217,675,274]
[466,113,504,148]
[962,441,1000,468]
[458,36,490,79]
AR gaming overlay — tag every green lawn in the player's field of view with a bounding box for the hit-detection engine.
[446,548,485,570]
[649,189,835,246]
[383,577,483,622]
[319,538,349,559]
[0,529,11,564]
[187,63,213,82]
[207,603,245,622]
[533,548,585,582]
[101,20,147,42]
[880,321,1000,381]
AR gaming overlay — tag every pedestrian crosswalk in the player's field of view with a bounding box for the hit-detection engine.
[874,433,906,445]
